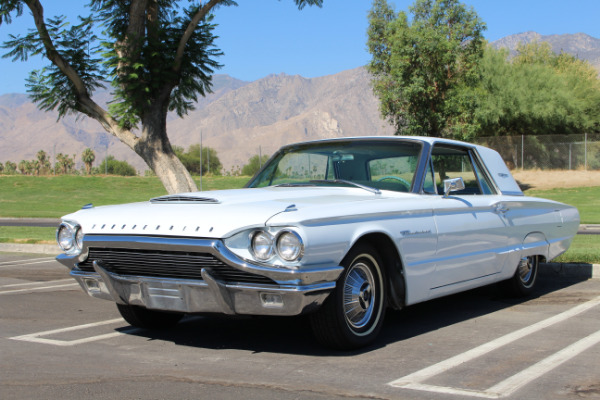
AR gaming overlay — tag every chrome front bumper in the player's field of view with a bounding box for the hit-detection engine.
[58,235,343,316]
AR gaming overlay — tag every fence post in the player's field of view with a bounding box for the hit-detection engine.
[585,133,588,171]
[199,130,203,191]
[569,143,572,170]
[521,135,524,170]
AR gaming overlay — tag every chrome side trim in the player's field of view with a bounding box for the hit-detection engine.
[501,191,526,196]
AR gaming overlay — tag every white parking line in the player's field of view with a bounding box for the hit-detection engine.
[10,318,137,346]
[0,283,79,295]
[1,278,73,288]
[389,295,600,398]
[487,329,600,398]
[0,257,55,266]
[0,259,58,268]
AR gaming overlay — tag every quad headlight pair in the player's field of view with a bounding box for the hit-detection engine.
[251,230,304,262]
[56,222,84,254]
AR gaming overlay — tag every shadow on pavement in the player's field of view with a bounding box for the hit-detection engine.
[120,274,589,356]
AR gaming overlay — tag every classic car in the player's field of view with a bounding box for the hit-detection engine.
[56,137,579,349]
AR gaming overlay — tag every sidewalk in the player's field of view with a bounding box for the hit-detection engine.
[1,243,598,280]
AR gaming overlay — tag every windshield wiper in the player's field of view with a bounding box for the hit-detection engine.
[309,179,381,195]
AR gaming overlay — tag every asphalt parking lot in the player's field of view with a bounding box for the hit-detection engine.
[1,252,599,400]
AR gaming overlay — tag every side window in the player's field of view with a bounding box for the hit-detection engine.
[430,146,494,195]
[423,160,436,194]
[472,158,495,195]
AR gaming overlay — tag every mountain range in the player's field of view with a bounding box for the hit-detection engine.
[491,32,600,70]
[1,32,599,173]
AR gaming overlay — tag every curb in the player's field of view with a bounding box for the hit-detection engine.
[1,243,598,280]
[0,243,61,255]
[540,263,600,280]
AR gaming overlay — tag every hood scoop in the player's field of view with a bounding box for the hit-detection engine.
[150,195,220,204]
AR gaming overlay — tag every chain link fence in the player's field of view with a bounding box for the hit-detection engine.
[244,135,600,173]
[475,134,600,170]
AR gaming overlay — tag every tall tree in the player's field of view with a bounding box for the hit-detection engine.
[81,147,96,174]
[18,159,29,175]
[55,152,74,174]
[241,154,270,176]
[36,149,51,174]
[367,0,486,137]
[0,0,323,193]
[4,161,17,174]
[473,43,600,138]
[174,144,222,175]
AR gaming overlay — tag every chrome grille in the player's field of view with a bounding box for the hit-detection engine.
[77,248,275,285]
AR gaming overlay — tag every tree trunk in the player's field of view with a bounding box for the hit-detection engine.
[139,145,198,194]
[136,109,198,194]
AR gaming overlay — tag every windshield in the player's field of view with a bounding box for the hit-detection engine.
[246,140,423,193]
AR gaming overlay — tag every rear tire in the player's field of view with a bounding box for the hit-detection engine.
[116,304,184,329]
[503,255,539,297]
[310,243,386,350]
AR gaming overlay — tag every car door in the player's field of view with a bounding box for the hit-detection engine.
[424,145,511,292]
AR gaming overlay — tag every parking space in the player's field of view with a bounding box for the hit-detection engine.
[1,252,599,399]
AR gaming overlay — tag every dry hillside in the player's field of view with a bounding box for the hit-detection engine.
[0,68,394,173]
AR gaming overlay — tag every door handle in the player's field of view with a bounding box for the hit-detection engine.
[494,203,509,215]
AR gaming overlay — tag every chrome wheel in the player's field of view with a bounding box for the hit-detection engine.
[504,255,539,297]
[309,244,387,349]
[517,256,536,288]
[344,261,376,330]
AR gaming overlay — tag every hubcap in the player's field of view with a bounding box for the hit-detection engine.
[343,261,376,329]
[518,256,536,287]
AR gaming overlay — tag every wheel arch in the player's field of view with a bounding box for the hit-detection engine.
[349,232,406,310]
[522,231,550,262]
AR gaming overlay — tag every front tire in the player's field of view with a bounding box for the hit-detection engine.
[504,255,539,297]
[116,304,184,329]
[310,244,386,350]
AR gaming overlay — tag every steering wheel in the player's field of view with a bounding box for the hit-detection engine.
[375,176,411,191]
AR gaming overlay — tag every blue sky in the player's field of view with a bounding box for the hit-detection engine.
[0,0,598,94]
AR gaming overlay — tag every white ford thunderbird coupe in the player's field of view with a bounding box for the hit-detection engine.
[56,137,579,349]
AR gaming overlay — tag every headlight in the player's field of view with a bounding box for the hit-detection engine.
[57,222,83,254]
[276,230,304,261]
[75,227,84,250]
[57,224,75,251]
[251,231,274,260]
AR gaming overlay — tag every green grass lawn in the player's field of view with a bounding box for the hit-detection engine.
[0,226,57,244]
[0,175,249,218]
[527,186,600,225]
[1,175,598,264]
[553,235,599,264]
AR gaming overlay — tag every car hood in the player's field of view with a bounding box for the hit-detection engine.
[62,186,416,239]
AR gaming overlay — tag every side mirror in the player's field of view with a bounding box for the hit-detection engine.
[443,177,465,197]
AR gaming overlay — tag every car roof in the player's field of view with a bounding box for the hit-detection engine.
[280,136,479,149]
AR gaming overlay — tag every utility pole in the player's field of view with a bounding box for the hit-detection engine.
[199,131,203,191]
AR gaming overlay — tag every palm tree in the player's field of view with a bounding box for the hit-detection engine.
[36,150,51,174]
[18,160,29,175]
[82,148,96,175]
